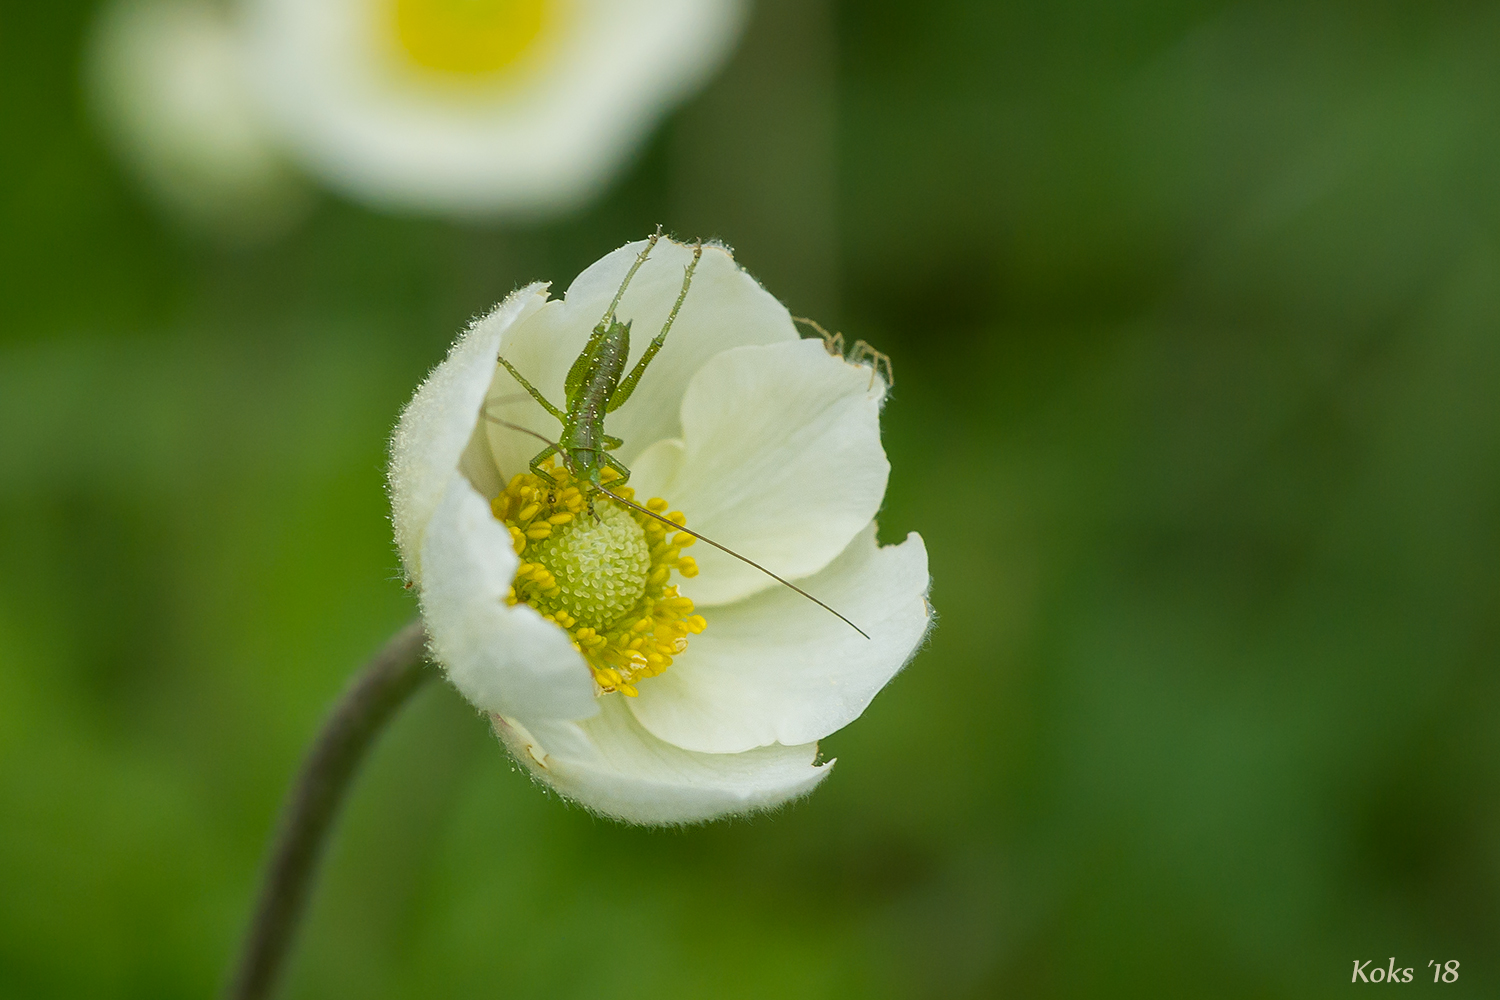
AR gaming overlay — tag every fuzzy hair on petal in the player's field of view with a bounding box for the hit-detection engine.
[494,700,830,825]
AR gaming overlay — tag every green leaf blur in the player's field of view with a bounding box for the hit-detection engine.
[2,0,1497,996]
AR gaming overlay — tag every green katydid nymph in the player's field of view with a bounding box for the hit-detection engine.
[482,231,873,695]
[492,229,691,507]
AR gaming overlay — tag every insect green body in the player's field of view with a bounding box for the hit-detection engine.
[496,230,699,502]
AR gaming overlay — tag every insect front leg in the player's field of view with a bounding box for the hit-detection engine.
[497,356,566,422]
[602,434,623,451]
[600,451,632,486]
[608,242,703,412]
[529,444,562,485]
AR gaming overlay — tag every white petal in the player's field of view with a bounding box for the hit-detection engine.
[242,0,747,214]
[388,284,547,578]
[419,471,598,721]
[628,526,931,753]
[483,237,797,479]
[495,697,829,825]
[639,339,891,606]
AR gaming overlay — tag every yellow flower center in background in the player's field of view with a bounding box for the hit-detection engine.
[392,0,553,78]
[492,460,705,697]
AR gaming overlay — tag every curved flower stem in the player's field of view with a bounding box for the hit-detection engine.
[224,618,432,1000]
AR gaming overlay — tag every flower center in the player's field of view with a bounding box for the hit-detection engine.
[491,460,705,697]
[391,0,553,78]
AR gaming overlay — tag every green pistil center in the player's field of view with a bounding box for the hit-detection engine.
[528,504,651,628]
[492,461,705,696]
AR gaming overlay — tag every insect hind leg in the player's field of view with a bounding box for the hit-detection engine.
[597,225,663,332]
[609,240,703,413]
[572,227,664,402]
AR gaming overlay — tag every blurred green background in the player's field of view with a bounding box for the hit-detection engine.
[3,0,1499,996]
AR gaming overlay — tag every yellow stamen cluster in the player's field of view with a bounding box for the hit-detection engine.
[490,459,705,697]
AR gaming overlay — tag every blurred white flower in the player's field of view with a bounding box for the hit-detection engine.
[389,237,932,824]
[91,0,748,223]
[87,0,308,239]
[242,0,747,215]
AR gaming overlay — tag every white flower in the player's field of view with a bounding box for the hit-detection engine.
[241,0,746,215]
[389,237,932,824]
[91,0,745,220]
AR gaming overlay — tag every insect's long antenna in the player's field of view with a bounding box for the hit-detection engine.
[483,392,538,408]
[481,412,559,448]
[593,484,871,640]
[600,224,663,330]
[478,409,869,639]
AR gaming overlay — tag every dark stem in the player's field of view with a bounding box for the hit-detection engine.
[224,619,432,1000]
